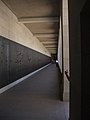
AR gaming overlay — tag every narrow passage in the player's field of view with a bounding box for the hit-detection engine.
[0,63,68,120]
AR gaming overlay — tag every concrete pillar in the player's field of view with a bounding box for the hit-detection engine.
[62,0,69,101]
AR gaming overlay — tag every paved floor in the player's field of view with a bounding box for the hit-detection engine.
[0,64,69,120]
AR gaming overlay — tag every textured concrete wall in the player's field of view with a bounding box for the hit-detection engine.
[0,36,51,88]
[0,0,51,57]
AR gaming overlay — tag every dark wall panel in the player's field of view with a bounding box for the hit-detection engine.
[68,0,87,120]
[0,36,51,88]
[0,38,10,87]
[81,1,90,119]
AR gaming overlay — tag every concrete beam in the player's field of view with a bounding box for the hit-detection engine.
[45,46,57,48]
[34,33,58,38]
[44,45,57,48]
[39,39,58,42]
[42,41,57,44]
[18,17,59,23]
[45,45,57,47]
[48,48,56,50]
[44,44,57,46]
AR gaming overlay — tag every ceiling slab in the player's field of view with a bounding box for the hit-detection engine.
[2,0,60,54]
[2,0,60,18]
[25,22,59,34]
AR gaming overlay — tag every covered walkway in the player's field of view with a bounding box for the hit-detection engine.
[0,64,68,120]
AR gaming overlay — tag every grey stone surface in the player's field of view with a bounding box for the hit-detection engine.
[0,64,68,120]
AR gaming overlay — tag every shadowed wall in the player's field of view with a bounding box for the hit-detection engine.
[68,0,87,119]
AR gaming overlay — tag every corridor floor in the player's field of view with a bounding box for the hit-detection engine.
[0,64,69,120]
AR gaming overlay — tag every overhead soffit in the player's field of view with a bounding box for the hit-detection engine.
[24,22,59,34]
[2,0,60,54]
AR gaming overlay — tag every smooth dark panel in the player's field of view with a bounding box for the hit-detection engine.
[68,0,87,120]
[0,36,51,88]
[81,1,90,119]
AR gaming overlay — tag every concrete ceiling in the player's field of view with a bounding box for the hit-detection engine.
[2,0,60,54]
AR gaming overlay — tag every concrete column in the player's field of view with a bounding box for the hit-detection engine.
[62,0,69,101]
